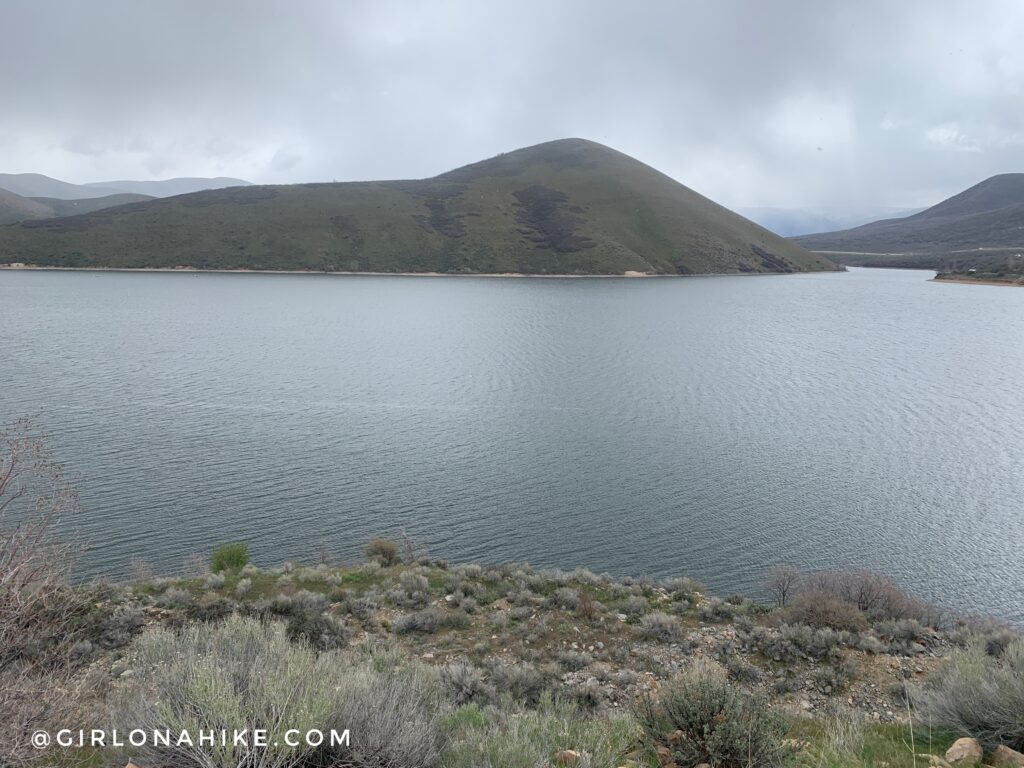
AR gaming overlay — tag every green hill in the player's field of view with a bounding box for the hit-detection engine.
[0,189,154,225]
[792,174,1024,276]
[0,139,837,275]
[0,188,53,225]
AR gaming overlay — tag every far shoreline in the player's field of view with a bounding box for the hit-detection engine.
[0,263,847,279]
[931,275,1024,288]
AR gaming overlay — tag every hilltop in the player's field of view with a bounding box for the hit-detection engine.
[0,139,838,275]
[792,174,1024,277]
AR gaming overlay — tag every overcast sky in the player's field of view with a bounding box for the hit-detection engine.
[2,0,1023,211]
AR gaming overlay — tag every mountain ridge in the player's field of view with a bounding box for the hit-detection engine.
[792,173,1024,271]
[0,172,252,200]
[0,138,838,276]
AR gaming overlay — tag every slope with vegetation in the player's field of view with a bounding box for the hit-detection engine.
[0,139,838,275]
[0,189,153,225]
[793,174,1024,281]
[4,423,1022,768]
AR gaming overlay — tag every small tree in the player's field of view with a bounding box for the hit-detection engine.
[210,541,249,572]
[763,565,801,608]
[365,536,399,566]
[0,420,85,767]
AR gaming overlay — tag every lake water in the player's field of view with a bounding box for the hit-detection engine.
[1,267,1022,622]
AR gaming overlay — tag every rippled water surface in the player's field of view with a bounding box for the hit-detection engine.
[1,268,1022,620]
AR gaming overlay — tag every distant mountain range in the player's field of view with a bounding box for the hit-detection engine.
[0,173,252,200]
[738,206,925,237]
[0,139,838,275]
[792,174,1024,276]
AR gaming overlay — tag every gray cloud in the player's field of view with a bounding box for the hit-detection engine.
[2,0,1023,211]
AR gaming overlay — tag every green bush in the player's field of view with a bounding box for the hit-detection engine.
[209,541,249,572]
[365,537,400,566]
[636,660,794,767]
[109,615,446,768]
[914,638,1024,750]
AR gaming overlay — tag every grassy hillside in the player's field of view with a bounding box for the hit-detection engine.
[792,174,1024,276]
[0,189,152,225]
[0,139,838,275]
[0,188,53,225]
[30,193,153,217]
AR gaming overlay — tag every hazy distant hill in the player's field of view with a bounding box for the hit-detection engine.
[82,177,253,198]
[0,139,837,275]
[741,206,926,237]
[0,173,251,200]
[0,188,153,225]
[793,174,1024,272]
[0,173,123,200]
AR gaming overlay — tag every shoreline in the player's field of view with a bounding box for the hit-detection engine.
[931,275,1024,287]
[0,263,846,279]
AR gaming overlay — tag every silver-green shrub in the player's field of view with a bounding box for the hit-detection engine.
[108,615,446,768]
[636,660,793,767]
[914,638,1024,750]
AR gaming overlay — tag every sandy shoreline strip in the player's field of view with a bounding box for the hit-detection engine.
[931,276,1024,288]
[0,264,844,279]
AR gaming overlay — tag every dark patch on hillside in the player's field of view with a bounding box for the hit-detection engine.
[178,187,279,208]
[20,216,98,232]
[752,245,793,273]
[513,185,596,253]
[395,181,468,238]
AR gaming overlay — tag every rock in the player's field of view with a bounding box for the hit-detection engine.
[992,745,1024,767]
[554,749,581,766]
[946,738,983,766]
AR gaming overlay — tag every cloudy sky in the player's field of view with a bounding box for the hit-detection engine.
[2,0,1023,211]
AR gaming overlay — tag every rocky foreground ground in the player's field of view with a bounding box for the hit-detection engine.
[60,541,1022,768]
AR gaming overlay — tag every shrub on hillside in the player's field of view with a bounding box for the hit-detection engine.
[209,541,249,572]
[638,611,683,642]
[698,597,738,622]
[440,661,497,706]
[783,592,869,632]
[485,660,547,705]
[365,537,400,566]
[441,696,636,768]
[799,569,940,625]
[551,587,580,610]
[109,616,446,768]
[286,612,351,651]
[636,660,794,768]
[914,638,1024,751]
[393,607,441,634]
